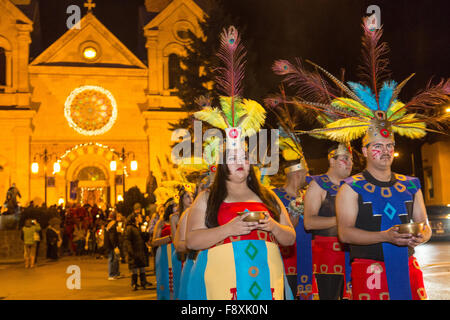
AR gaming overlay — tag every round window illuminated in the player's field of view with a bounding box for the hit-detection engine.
[83,47,97,60]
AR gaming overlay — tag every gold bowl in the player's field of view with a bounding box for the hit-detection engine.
[395,222,424,236]
[237,211,267,222]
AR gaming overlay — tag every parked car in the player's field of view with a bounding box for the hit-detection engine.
[426,205,450,239]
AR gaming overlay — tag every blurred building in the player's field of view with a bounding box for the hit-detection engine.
[421,139,450,206]
[0,0,206,206]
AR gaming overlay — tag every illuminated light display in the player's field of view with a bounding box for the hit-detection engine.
[64,85,118,136]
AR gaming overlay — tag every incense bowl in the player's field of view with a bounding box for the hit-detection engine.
[395,222,424,236]
[237,211,267,222]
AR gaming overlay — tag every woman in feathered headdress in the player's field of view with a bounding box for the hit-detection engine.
[185,26,295,300]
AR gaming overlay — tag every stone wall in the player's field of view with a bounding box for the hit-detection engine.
[0,229,47,261]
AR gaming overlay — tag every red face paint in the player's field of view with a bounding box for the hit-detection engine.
[371,149,382,160]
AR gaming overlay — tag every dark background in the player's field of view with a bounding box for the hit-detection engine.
[33,0,449,177]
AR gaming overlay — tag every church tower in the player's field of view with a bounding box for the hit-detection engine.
[0,0,35,204]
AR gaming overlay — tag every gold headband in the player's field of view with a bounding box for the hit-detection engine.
[362,111,395,146]
[328,143,353,160]
[284,158,308,174]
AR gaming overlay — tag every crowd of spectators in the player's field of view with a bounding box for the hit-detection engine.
[17,202,114,260]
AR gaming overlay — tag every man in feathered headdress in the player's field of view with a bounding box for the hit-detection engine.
[302,142,353,300]
[336,119,430,300]
[272,16,449,300]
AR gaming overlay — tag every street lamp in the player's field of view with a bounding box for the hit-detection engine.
[31,148,58,204]
[109,160,117,172]
[109,148,137,203]
[130,160,138,171]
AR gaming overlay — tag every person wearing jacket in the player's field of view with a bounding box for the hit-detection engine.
[124,212,151,290]
[21,218,41,268]
[105,211,121,280]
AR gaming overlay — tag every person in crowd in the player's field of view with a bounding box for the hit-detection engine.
[115,212,127,264]
[21,218,41,268]
[73,220,86,256]
[152,198,182,300]
[104,211,122,280]
[303,143,353,300]
[173,187,195,300]
[273,155,309,299]
[46,217,62,261]
[124,212,151,291]
[95,219,106,259]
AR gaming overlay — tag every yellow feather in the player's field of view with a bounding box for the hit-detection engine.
[238,99,266,137]
[219,96,246,126]
[279,136,303,160]
[324,118,369,142]
[392,113,427,139]
[387,100,406,120]
[331,98,374,118]
[194,107,228,129]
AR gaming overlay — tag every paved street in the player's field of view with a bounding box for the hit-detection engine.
[415,239,450,300]
[0,240,449,300]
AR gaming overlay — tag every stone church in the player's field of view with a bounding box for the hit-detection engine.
[0,0,207,207]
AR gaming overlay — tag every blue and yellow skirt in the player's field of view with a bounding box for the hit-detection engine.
[186,240,293,300]
[155,243,182,300]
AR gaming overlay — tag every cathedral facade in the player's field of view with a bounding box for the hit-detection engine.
[0,0,205,207]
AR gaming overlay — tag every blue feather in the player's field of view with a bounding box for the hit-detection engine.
[278,126,290,138]
[347,82,379,110]
[378,81,397,111]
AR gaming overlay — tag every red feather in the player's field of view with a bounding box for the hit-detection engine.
[358,18,391,107]
[272,58,337,104]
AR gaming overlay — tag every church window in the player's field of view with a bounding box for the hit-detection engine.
[83,47,97,60]
[168,53,180,90]
[79,40,101,62]
[0,47,6,87]
[77,166,106,181]
[64,85,118,136]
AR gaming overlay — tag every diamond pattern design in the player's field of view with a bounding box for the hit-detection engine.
[245,242,258,260]
[383,202,397,220]
[249,281,262,299]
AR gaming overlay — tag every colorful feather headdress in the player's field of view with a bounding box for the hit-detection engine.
[270,18,450,145]
[176,140,218,190]
[193,26,266,154]
[264,87,308,174]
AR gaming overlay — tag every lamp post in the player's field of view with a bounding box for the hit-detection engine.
[31,148,59,204]
[109,147,137,203]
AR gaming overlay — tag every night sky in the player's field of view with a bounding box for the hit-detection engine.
[33,0,449,175]
[36,0,449,97]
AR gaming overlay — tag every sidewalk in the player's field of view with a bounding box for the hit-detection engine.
[0,255,157,300]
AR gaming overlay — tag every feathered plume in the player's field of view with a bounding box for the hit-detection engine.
[358,17,391,107]
[272,58,336,104]
[215,26,247,127]
[193,26,267,142]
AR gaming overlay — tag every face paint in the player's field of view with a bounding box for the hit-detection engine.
[371,149,382,160]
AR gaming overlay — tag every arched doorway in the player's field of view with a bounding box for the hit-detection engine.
[76,166,109,207]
